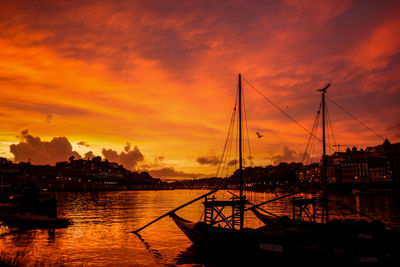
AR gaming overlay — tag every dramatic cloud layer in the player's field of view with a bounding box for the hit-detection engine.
[196,155,220,166]
[271,146,301,165]
[10,130,81,165]
[77,141,90,147]
[1,0,400,177]
[102,143,144,170]
[8,131,196,178]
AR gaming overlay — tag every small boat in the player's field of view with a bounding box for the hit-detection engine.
[0,188,70,229]
[8,191,57,217]
[0,213,71,229]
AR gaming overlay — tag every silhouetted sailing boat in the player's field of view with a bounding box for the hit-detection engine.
[135,74,400,264]
[247,82,400,263]
[169,73,290,258]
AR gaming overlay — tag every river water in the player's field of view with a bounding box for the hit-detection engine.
[1,190,399,266]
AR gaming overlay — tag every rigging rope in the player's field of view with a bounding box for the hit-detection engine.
[216,105,236,178]
[326,102,337,154]
[215,77,381,183]
[225,119,235,178]
[308,113,320,164]
[224,107,236,179]
[326,95,384,140]
[242,84,254,167]
[302,103,321,163]
[242,77,336,152]
[306,105,321,165]
[216,86,238,178]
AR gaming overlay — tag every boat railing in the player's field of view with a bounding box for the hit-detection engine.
[291,197,328,223]
[203,195,246,229]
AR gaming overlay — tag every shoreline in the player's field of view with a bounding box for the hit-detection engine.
[2,182,400,195]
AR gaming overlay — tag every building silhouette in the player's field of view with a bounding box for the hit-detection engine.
[326,139,400,184]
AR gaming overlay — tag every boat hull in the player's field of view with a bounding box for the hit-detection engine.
[251,207,400,264]
[0,214,71,229]
[171,212,400,264]
[171,213,287,258]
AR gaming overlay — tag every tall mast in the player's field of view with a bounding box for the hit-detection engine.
[320,84,329,191]
[238,73,244,230]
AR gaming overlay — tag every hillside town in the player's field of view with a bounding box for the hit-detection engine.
[0,156,167,198]
[1,139,399,195]
[172,139,400,192]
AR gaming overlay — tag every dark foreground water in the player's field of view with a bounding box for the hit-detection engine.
[1,190,400,266]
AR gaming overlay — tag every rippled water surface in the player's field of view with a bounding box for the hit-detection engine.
[1,190,399,266]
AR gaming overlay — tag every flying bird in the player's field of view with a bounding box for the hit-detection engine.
[317,83,331,92]
[256,132,263,138]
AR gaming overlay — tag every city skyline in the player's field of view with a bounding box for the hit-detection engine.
[1,0,400,179]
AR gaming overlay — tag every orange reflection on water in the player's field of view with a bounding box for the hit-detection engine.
[1,190,399,265]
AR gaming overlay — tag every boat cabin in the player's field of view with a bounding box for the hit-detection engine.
[291,197,329,223]
[203,195,247,229]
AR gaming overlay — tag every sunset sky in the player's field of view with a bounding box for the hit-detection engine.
[1,0,399,179]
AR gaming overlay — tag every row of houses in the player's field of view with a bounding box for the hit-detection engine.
[0,156,165,193]
[298,139,400,184]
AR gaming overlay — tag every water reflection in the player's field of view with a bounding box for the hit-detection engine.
[135,233,175,267]
[47,229,56,243]
[0,190,399,265]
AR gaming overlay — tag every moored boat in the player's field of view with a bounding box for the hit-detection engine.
[135,74,400,264]
[0,213,71,229]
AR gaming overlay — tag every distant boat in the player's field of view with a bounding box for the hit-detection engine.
[0,169,68,229]
[8,191,57,216]
[137,74,400,264]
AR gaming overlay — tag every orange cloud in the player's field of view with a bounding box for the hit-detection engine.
[10,130,81,165]
[102,143,144,170]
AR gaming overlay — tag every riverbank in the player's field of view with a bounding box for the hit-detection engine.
[239,182,400,195]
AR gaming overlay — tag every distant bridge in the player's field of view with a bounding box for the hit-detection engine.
[163,179,179,183]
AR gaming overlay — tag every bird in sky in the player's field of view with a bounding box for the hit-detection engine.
[317,83,331,92]
[256,132,263,138]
